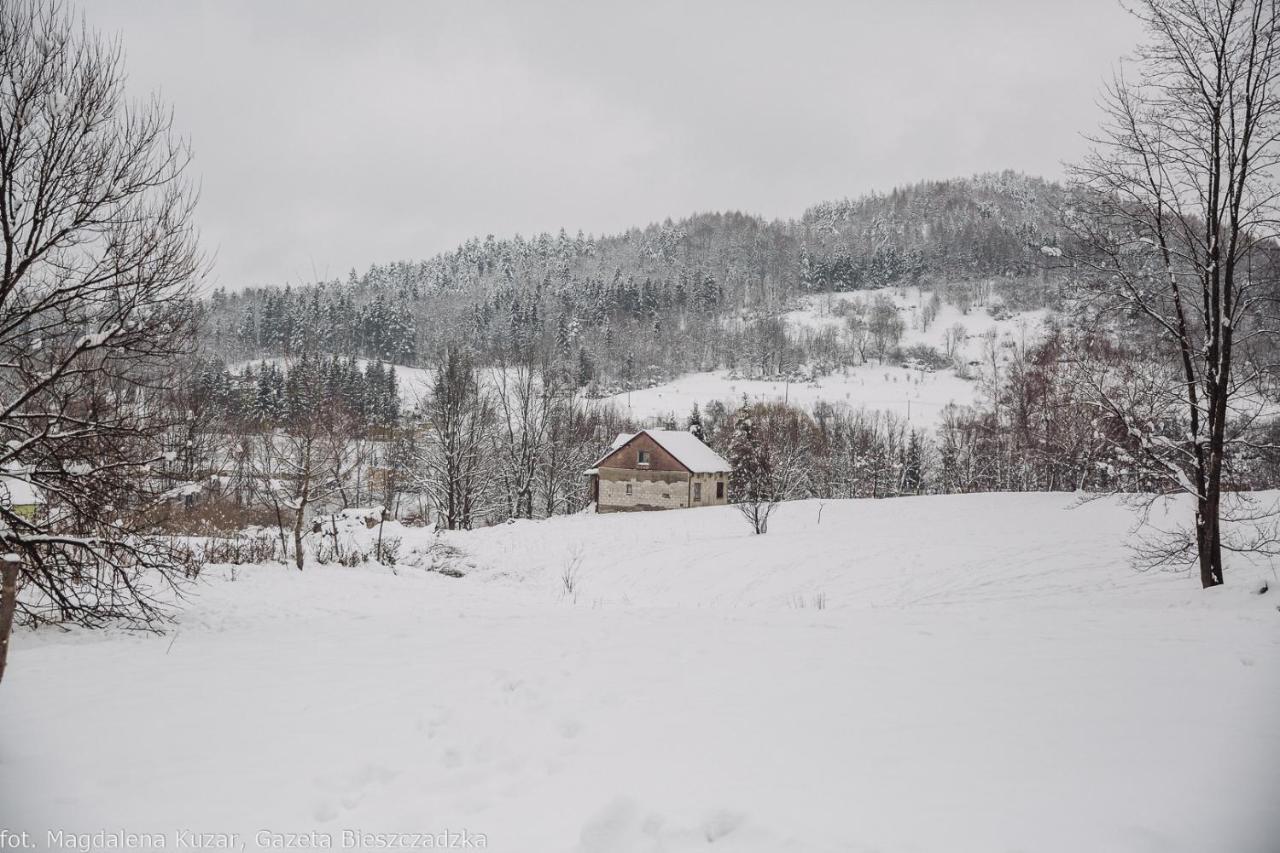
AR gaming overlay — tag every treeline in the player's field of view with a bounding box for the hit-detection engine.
[693,326,1280,504]
[187,354,402,430]
[800,172,1068,290]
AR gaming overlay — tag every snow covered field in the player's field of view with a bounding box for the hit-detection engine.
[602,366,975,430]
[4,494,1279,852]
[780,287,1049,361]
[607,287,1048,429]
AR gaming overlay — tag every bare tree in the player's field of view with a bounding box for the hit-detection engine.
[418,346,493,529]
[1069,0,1280,587]
[491,358,554,520]
[538,390,597,517]
[943,322,968,362]
[248,404,365,570]
[0,1,203,629]
[868,295,905,362]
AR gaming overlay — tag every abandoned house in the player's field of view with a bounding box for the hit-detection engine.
[584,429,731,512]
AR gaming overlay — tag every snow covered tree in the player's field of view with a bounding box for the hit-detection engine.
[248,403,365,571]
[0,0,203,631]
[901,430,924,495]
[491,358,555,520]
[1069,0,1280,587]
[418,347,494,529]
[728,404,777,534]
[868,296,905,362]
[688,404,705,442]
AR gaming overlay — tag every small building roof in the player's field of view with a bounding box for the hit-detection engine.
[592,429,731,474]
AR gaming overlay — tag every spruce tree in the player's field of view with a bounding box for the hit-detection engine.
[688,404,705,442]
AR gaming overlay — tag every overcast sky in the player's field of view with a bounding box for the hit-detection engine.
[85,1,1143,291]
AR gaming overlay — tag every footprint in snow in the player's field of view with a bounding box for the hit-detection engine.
[313,763,401,820]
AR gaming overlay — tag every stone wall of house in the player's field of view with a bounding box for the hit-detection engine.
[687,472,730,508]
[597,468,690,512]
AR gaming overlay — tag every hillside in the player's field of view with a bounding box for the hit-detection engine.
[197,172,1069,388]
[5,494,1278,852]
[603,285,1050,428]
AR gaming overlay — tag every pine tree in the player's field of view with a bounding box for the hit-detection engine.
[688,404,705,442]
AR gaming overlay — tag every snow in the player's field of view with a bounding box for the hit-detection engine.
[73,326,120,349]
[781,287,1048,363]
[4,493,1280,852]
[0,473,42,507]
[602,430,730,473]
[159,481,205,501]
[605,366,976,429]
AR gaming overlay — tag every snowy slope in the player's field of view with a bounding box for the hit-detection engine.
[3,494,1279,853]
[781,286,1048,364]
[603,366,976,429]
[606,287,1047,429]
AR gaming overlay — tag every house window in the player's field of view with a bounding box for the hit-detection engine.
[637,450,650,466]
[625,483,633,496]
[693,482,702,502]
[716,481,725,499]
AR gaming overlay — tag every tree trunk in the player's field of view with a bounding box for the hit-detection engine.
[272,501,289,565]
[293,504,307,571]
[1197,494,1225,589]
[0,555,20,685]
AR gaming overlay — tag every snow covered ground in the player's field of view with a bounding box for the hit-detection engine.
[602,366,975,430]
[4,493,1279,852]
[781,286,1049,362]
[607,287,1048,429]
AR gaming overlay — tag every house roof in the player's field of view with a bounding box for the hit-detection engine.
[591,429,731,474]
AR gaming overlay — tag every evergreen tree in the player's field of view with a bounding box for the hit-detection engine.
[575,348,594,389]
[902,430,923,495]
[688,404,705,442]
[728,405,777,534]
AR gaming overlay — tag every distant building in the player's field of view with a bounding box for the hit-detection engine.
[0,473,43,521]
[584,429,730,513]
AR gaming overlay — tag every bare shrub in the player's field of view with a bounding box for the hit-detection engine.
[561,545,584,600]
[199,531,284,566]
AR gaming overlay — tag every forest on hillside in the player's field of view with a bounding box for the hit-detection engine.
[197,171,1070,390]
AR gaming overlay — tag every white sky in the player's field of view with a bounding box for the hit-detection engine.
[84,1,1143,291]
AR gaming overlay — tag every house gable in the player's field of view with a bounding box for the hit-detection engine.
[595,432,691,474]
